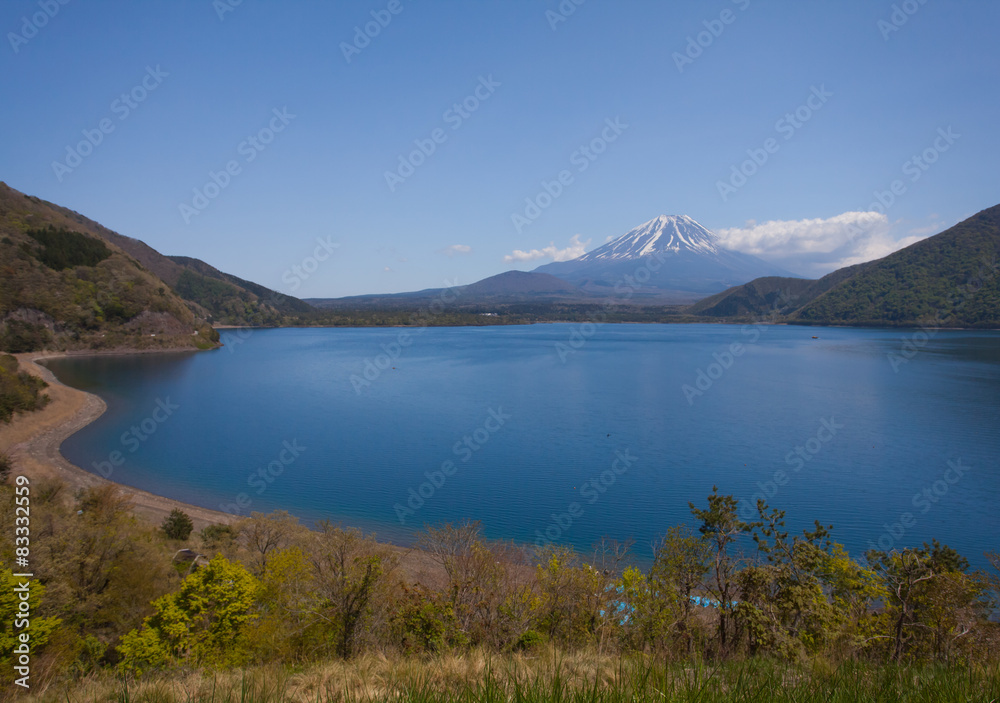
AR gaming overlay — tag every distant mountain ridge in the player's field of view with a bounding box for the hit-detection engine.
[309,215,797,309]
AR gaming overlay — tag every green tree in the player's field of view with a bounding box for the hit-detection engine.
[119,554,260,672]
[0,569,61,676]
[234,510,306,577]
[161,509,193,540]
[647,525,711,654]
[689,487,757,655]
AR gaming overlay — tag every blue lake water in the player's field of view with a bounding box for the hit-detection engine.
[44,325,1000,568]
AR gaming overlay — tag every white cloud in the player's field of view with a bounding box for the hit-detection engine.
[504,234,590,263]
[439,244,472,256]
[716,211,931,277]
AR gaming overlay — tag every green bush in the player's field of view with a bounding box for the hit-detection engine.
[200,523,235,550]
[0,354,49,421]
[0,320,52,353]
[161,509,194,541]
[515,629,546,651]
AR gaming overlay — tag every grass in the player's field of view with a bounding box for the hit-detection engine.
[27,649,1000,703]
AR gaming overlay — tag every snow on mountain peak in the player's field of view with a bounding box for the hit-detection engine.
[577,215,720,262]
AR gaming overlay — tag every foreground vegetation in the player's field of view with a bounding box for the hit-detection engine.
[23,652,1000,702]
[0,353,49,423]
[1,461,997,699]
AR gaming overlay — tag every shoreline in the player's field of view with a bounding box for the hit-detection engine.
[1,352,235,531]
[212,321,1000,332]
[0,351,444,584]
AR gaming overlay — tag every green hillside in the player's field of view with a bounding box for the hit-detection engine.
[687,204,1000,327]
[796,204,1000,326]
[0,183,219,352]
[94,228,313,327]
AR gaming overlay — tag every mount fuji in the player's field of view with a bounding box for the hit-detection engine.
[533,215,795,302]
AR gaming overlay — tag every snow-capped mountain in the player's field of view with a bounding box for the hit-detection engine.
[577,215,721,261]
[534,215,794,302]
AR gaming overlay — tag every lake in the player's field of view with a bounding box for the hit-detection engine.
[44,324,1000,568]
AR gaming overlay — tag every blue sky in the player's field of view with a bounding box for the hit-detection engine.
[2,0,997,297]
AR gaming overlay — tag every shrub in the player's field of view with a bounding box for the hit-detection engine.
[0,354,50,419]
[118,555,260,672]
[161,509,194,541]
[200,523,236,550]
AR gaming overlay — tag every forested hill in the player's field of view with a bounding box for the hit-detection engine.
[0,182,318,352]
[0,183,220,351]
[689,205,1000,327]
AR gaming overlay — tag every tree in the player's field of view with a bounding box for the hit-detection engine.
[119,554,260,672]
[867,546,937,662]
[200,523,236,552]
[234,510,305,576]
[689,487,757,655]
[36,486,173,635]
[418,521,538,648]
[646,526,711,654]
[161,509,193,541]
[0,569,61,669]
[309,522,397,658]
[247,546,319,660]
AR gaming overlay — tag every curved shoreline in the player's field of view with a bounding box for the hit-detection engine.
[1,352,235,530]
[1,352,443,583]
